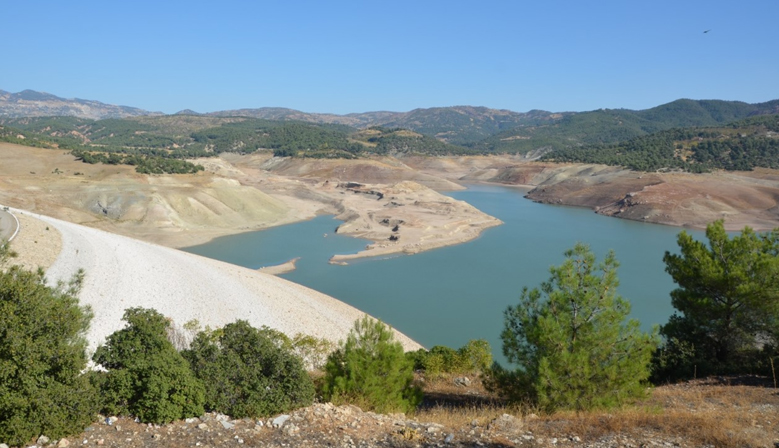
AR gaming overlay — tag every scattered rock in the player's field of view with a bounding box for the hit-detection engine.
[488,413,524,434]
[220,420,234,430]
[37,435,50,445]
[272,414,290,428]
[453,376,471,387]
[57,439,70,447]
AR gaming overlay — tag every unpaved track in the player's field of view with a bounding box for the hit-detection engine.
[20,209,421,353]
[0,209,18,241]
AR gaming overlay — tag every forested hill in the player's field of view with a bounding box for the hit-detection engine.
[471,99,779,153]
[541,114,779,172]
[0,115,473,173]
[3,89,779,174]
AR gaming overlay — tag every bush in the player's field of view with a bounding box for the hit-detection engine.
[92,308,205,424]
[407,340,493,378]
[0,264,97,446]
[322,316,421,413]
[496,243,658,412]
[183,320,315,418]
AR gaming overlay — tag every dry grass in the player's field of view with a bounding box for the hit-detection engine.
[415,375,779,447]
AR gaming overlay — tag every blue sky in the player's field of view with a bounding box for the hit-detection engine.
[2,1,777,114]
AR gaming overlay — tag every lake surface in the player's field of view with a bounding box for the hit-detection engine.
[184,184,701,362]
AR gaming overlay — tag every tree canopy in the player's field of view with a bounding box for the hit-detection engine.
[658,221,779,379]
[0,253,96,446]
[497,243,658,411]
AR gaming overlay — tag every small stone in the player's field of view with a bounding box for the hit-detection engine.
[104,416,118,426]
[444,434,454,444]
[453,376,472,387]
[551,437,558,444]
[220,421,234,430]
[37,435,50,445]
[255,420,264,427]
[272,414,290,428]
[57,441,70,448]
[185,417,199,424]
[427,426,437,434]
[0,444,9,448]
[572,436,582,442]
[198,423,208,430]
[96,439,105,446]
[151,433,161,440]
[115,426,121,432]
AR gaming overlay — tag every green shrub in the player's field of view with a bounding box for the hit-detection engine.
[183,320,315,418]
[92,308,205,424]
[496,243,658,412]
[322,316,421,414]
[291,333,336,371]
[0,265,97,447]
[406,340,493,378]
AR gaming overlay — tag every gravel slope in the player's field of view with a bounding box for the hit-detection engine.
[16,209,422,353]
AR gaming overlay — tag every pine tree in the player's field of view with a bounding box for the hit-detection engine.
[658,221,779,378]
[500,243,658,411]
[323,316,421,414]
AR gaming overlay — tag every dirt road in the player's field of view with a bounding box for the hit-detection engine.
[0,208,18,242]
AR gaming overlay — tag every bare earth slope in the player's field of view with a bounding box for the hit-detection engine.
[14,208,421,353]
[403,156,779,231]
[0,144,500,262]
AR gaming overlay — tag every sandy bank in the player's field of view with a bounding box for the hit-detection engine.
[258,257,300,275]
[8,208,422,353]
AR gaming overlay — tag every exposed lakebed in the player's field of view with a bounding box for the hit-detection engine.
[184,184,700,361]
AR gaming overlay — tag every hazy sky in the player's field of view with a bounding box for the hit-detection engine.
[2,1,776,114]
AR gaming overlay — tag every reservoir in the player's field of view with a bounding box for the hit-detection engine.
[184,184,700,362]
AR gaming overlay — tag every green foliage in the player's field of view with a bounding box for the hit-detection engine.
[0,265,97,447]
[377,106,549,146]
[497,243,658,412]
[351,127,477,156]
[183,320,315,418]
[542,114,779,172]
[407,340,493,378]
[657,221,779,380]
[92,308,205,424]
[322,316,421,414]
[475,99,773,154]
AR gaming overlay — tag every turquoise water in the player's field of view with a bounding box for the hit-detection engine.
[184,184,700,361]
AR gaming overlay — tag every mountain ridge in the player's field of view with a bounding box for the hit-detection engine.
[2,89,778,156]
[0,89,161,120]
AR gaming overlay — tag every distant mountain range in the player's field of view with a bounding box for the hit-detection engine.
[2,88,778,153]
[0,89,159,120]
